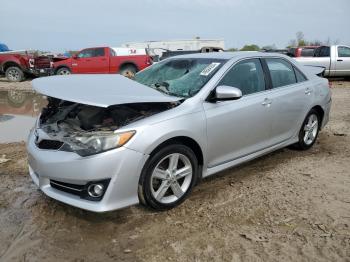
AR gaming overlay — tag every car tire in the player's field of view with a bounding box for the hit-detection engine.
[293,109,321,150]
[5,66,25,82]
[119,64,137,78]
[56,67,71,75]
[138,144,199,211]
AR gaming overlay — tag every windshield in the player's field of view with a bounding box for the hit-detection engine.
[134,58,226,98]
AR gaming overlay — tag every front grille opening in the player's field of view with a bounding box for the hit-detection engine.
[37,140,64,150]
[50,180,84,196]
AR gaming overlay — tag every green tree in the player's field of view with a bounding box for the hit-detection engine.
[227,47,238,51]
[261,44,277,50]
[240,44,260,51]
[296,31,308,46]
[287,39,297,48]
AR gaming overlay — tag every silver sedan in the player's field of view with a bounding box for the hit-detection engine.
[27,52,331,212]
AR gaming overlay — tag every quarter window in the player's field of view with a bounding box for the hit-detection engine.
[294,67,307,82]
[266,58,297,88]
[218,59,265,95]
[110,48,116,56]
[338,46,350,57]
[94,48,105,57]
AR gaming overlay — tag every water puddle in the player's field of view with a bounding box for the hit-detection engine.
[0,90,47,143]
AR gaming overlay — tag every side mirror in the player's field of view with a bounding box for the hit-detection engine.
[214,85,242,101]
[72,54,78,59]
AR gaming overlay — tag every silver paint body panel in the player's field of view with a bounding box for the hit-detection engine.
[27,52,331,212]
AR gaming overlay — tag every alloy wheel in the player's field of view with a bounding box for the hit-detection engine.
[150,153,193,204]
[303,113,319,145]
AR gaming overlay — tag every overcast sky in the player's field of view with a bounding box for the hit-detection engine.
[0,0,349,52]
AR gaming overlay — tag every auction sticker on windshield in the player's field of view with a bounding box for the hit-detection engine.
[200,63,221,76]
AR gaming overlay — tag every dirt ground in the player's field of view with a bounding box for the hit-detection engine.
[0,77,33,91]
[0,79,349,262]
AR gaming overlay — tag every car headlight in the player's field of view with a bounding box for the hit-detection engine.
[71,130,135,156]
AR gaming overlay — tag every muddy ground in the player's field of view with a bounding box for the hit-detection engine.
[0,79,349,262]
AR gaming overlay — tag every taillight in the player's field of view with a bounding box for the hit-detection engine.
[29,58,35,68]
[328,81,332,88]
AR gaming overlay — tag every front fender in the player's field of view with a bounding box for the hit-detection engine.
[1,59,25,72]
[125,109,208,163]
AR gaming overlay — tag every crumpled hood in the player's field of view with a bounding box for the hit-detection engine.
[32,74,180,107]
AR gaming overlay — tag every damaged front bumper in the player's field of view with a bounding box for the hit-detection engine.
[27,67,54,77]
[27,128,149,212]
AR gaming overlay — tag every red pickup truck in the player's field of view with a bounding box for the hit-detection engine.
[0,51,53,82]
[53,47,152,77]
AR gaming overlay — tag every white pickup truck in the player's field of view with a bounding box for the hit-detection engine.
[295,45,350,77]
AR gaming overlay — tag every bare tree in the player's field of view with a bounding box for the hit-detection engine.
[309,40,322,46]
[261,44,277,50]
[296,31,304,43]
[296,31,308,46]
[333,39,340,45]
[287,39,297,48]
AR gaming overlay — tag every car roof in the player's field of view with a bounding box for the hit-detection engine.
[169,51,291,60]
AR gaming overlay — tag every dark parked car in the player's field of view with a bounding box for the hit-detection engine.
[0,43,10,52]
[288,46,320,57]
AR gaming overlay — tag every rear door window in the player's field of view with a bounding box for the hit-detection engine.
[265,58,297,88]
[300,48,316,57]
[94,48,105,57]
[78,49,95,58]
[338,46,350,57]
[78,48,105,58]
[218,58,266,96]
[314,46,330,57]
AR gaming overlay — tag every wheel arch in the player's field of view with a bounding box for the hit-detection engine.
[54,65,71,74]
[311,105,325,127]
[1,61,23,72]
[148,136,204,167]
[119,61,139,72]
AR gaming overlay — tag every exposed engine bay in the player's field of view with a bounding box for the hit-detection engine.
[37,97,180,156]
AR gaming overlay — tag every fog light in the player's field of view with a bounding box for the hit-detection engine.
[87,183,104,197]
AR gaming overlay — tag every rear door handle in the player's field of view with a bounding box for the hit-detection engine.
[262,98,272,107]
[337,59,343,62]
[305,88,312,95]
